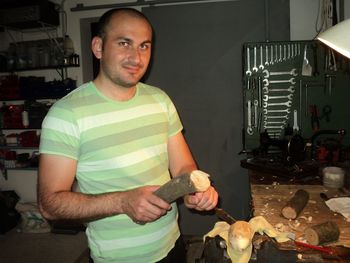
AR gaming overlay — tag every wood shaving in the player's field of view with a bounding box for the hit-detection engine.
[288,221,300,231]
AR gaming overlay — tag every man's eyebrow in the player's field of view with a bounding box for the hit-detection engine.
[116,37,152,45]
[142,40,152,45]
[117,37,132,42]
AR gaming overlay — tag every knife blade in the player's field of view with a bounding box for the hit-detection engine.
[214,207,237,225]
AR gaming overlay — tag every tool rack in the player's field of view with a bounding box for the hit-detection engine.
[242,40,350,151]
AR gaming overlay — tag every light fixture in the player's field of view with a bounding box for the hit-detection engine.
[317,18,350,59]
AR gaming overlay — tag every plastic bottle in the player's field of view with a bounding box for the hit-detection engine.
[63,35,74,57]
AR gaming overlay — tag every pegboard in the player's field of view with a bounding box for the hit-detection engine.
[242,40,350,156]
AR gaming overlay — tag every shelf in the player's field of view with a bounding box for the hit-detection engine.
[0,146,38,150]
[0,64,80,73]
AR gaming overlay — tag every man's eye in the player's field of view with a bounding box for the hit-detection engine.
[119,42,129,47]
[140,44,150,51]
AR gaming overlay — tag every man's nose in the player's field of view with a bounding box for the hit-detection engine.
[128,47,141,64]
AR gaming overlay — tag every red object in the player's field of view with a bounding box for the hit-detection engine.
[5,151,17,160]
[316,146,340,163]
[294,240,334,255]
[309,105,320,132]
[3,104,24,128]
[19,131,39,147]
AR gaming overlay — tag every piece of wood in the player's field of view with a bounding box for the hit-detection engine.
[154,170,210,203]
[228,221,253,251]
[281,189,309,219]
[305,221,340,246]
[250,184,350,247]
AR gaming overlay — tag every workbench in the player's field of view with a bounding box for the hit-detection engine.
[250,184,350,247]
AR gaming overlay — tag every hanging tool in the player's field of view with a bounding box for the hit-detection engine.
[310,105,320,132]
[302,44,312,76]
[293,110,299,132]
[319,105,332,122]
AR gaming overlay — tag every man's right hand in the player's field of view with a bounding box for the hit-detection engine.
[121,185,172,224]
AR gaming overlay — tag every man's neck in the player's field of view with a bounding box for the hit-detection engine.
[93,77,137,101]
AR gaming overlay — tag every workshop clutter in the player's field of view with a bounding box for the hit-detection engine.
[2,130,40,147]
[0,101,52,129]
[0,150,39,169]
[0,129,40,169]
[0,38,79,72]
[15,202,50,233]
[0,75,77,100]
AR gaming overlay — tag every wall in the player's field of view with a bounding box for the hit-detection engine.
[0,0,349,224]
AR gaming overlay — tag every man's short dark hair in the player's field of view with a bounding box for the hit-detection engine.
[96,8,152,40]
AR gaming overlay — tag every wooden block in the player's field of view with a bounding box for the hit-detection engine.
[281,189,309,219]
[305,221,340,245]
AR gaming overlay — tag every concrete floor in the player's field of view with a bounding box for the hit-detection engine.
[0,228,88,263]
[0,228,205,263]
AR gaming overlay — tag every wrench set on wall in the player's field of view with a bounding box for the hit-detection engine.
[242,40,350,151]
[243,41,304,141]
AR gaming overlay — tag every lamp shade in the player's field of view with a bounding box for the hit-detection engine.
[317,18,350,59]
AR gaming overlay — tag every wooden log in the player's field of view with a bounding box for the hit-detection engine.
[305,221,340,245]
[154,170,210,203]
[281,189,309,219]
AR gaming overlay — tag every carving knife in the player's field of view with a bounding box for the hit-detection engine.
[214,207,237,225]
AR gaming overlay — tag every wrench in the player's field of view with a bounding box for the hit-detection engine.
[275,45,278,63]
[270,45,274,65]
[247,100,253,135]
[246,47,252,76]
[263,94,293,101]
[293,109,299,131]
[263,101,292,108]
[264,125,284,130]
[267,132,281,138]
[264,120,286,125]
[263,108,291,114]
[264,115,289,121]
[279,45,282,62]
[262,86,295,94]
[254,100,258,128]
[264,46,269,66]
[252,46,258,72]
[262,69,269,78]
[287,44,291,59]
[269,68,298,76]
[259,46,264,70]
[263,78,296,86]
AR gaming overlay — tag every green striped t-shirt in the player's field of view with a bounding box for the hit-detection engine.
[39,81,183,263]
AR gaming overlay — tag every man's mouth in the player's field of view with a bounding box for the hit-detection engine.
[124,64,142,74]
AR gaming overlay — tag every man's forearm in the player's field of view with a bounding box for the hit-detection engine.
[39,190,124,222]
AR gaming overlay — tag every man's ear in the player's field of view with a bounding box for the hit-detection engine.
[91,36,103,59]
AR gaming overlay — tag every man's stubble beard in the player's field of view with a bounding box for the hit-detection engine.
[101,62,141,89]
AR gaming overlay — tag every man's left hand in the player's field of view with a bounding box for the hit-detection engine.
[184,186,218,211]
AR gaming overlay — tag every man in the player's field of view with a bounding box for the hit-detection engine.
[38,8,218,263]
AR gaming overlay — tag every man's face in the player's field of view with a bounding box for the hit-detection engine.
[96,13,152,88]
